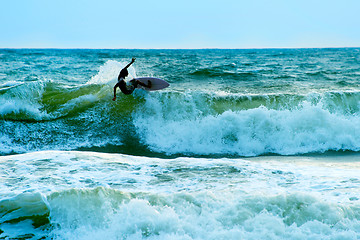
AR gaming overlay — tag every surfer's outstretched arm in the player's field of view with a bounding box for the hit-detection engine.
[124,57,136,70]
[118,57,136,80]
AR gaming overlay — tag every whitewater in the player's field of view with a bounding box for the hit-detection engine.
[1,48,360,239]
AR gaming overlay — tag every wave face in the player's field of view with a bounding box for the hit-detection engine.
[1,48,360,157]
[2,80,360,157]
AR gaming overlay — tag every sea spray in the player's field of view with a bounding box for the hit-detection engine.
[133,91,360,156]
[1,151,360,239]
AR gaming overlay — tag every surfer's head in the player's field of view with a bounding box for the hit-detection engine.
[119,69,128,78]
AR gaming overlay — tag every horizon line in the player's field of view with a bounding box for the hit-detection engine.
[1,46,360,50]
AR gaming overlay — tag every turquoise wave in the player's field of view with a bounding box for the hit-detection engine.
[1,48,360,157]
[1,77,360,157]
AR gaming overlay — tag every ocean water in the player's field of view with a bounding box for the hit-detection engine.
[1,48,360,239]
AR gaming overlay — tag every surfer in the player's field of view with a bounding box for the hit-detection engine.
[112,57,151,100]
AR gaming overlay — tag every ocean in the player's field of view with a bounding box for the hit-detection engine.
[1,48,360,239]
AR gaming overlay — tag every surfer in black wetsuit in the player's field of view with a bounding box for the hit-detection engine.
[112,57,152,101]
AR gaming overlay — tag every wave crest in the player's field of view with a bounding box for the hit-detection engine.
[1,73,360,156]
[133,90,360,156]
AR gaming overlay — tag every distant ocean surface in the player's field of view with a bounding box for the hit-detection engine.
[1,48,360,239]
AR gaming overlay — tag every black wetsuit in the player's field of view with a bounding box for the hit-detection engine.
[118,78,137,95]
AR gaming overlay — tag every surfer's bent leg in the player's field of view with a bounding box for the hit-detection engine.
[137,80,152,88]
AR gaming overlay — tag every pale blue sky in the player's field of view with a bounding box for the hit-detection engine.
[1,0,359,49]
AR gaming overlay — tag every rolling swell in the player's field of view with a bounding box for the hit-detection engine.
[1,77,360,157]
[190,64,257,81]
[2,48,360,157]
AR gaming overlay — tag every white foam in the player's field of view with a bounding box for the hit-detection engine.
[133,93,360,156]
[1,151,360,239]
[2,151,360,202]
[46,190,360,240]
[0,80,22,89]
[0,80,52,120]
[0,99,49,120]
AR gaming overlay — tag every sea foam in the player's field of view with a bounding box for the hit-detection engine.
[134,91,360,156]
[1,151,360,239]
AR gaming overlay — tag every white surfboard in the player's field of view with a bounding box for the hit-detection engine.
[135,77,169,91]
